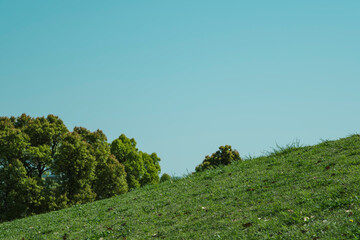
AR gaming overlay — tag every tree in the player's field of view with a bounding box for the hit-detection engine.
[111,134,161,189]
[53,132,97,205]
[195,145,241,172]
[110,134,137,162]
[73,127,128,199]
[0,114,71,216]
[0,158,43,221]
[111,135,144,189]
[140,152,161,185]
[20,114,68,178]
[73,127,109,169]
[93,154,128,199]
[0,117,29,161]
[0,117,45,221]
[0,114,160,221]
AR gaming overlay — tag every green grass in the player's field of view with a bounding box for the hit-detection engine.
[1,135,360,239]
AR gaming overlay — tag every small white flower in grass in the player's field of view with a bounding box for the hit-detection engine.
[304,217,310,221]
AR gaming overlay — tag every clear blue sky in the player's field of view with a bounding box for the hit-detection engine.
[1,1,359,176]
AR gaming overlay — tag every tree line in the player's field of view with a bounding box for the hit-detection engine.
[0,114,161,222]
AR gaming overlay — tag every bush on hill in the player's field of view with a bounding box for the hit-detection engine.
[160,173,171,182]
[195,145,241,172]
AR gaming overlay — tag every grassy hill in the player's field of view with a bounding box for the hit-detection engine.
[1,135,360,239]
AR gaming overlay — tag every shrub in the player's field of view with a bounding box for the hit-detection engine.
[160,173,171,182]
[195,145,241,172]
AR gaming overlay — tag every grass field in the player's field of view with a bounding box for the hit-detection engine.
[1,135,360,239]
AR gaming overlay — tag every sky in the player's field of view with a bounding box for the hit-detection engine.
[1,1,359,176]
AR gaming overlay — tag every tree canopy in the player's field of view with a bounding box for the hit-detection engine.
[111,134,161,189]
[0,114,161,222]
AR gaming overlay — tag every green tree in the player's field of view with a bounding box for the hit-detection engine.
[73,127,109,169]
[195,145,241,172]
[0,117,29,161]
[111,134,161,189]
[73,127,128,199]
[20,114,68,178]
[0,117,45,221]
[1,114,70,215]
[53,132,97,205]
[0,114,160,221]
[0,159,43,221]
[140,152,161,185]
[93,154,128,199]
[111,135,144,189]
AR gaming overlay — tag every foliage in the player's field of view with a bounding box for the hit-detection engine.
[195,145,241,172]
[0,116,44,221]
[1,135,360,239]
[52,132,97,205]
[0,114,159,222]
[160,173,171,182]
[111,134,161,189]
[140,152,161,186]
[71,127,128,200]
[0,159,43,222]
[20,114,68,178]
[93,154,128,199]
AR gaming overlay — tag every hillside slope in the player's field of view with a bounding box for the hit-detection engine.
[1,135,360,239]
